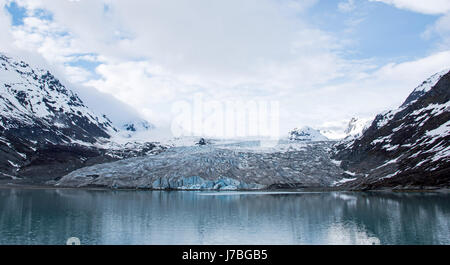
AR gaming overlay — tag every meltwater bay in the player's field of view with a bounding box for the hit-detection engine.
[0,188,449,245]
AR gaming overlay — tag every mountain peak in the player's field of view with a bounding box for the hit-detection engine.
[402,69,450,108]
[0,53,116,142]
[0,54,166,181]
[289,126,329,142]
[344,117,372,139]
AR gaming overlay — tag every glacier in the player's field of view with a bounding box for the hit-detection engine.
[56,140,345,190]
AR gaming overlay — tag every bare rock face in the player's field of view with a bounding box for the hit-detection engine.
[57,141,345,190]
[333,70,450,190]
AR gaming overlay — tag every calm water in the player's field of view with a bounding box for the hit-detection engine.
[0,188,449,245]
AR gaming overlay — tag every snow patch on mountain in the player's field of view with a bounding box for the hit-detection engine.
[426,120,450,138]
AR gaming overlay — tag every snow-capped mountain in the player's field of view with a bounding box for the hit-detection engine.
[0,54,162,181]
[401,69,449,108]
[123,120,154,132]
[0,54,116,142]
[289,127,329,142]
[117,120,155,139]
[344,117,372,139]
[319,118,373,140]
[333,69,450,190]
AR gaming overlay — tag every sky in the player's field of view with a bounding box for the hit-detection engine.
[0,0,449,138]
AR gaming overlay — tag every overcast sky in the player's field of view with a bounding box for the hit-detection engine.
[0,0,449,137]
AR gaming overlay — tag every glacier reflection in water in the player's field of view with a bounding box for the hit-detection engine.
[0,189,449,245]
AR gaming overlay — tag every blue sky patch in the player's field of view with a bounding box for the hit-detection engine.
[308,0,439,63]
[5,1,27,26]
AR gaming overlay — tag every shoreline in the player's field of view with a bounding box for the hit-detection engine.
[0,183,449,193]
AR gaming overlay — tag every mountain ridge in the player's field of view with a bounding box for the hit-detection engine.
[0,53,164,183]
[333,69,450,190]
[1,53,448,190]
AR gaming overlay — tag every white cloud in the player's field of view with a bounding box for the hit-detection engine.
[369,0,450,15]
[370,0,450,51]
[87,62,188,105]
[338,0,356,13]
[7,0,350,124]
[0,0,14,52]
[1,0,449,135]
[11,0,347,83]
[423,13,450,50]
[63,65,92,83]
[281,50,450,133]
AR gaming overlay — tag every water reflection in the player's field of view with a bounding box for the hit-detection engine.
[0,189,448,245]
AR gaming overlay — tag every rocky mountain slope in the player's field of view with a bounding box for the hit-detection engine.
[0,54,163,183]
[333,70,450,190]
